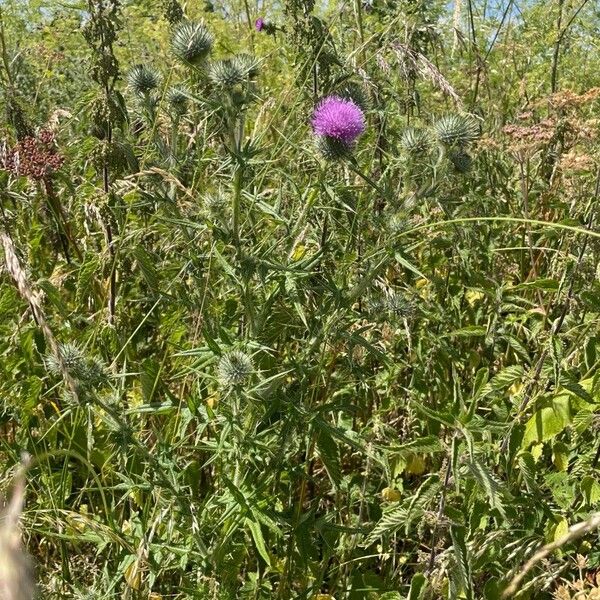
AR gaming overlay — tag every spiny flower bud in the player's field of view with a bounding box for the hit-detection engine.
[218,350,254,388]
[400,127,433,156]
[203,190,229,218]
[231,53,260,81]
[433,114,479,148]
[449,149,473,174]
[45,343,87,381]
[167,86,190,116]
[315,135,353,161]
[208,59,246,88]
[171,21,213,66]
[386,291,414,320]
[45,343,108,391]
[127,64,160,95]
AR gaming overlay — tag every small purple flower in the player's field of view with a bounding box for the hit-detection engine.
[312,96,365,146]
[255,18,265,32]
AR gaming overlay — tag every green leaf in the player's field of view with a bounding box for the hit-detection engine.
[518,452,538,492]
[478,365,524,399]
[450,524,473,600]
[133,245,159,293]
[315,427,342,488]
[511,278,559,291]
[581,476,600,506]
[522,396,571,448]
[245,518,271,567]
[407,573,427,600]
[553,516,569,542]
[447,325,487,338]
[466,457,507,518]
[363,504,407,546]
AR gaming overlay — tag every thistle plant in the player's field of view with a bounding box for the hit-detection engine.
[166,85,189,117]
[433,113,480,148]
[400,127,434,156]
[4,2,600,599]
[218,350,254,389]
[82,0,124,322]
[255,17,277,35]
[45,343,108,402]
[312,95,366,160]
[127,64,160,97]
[171,20,213,67]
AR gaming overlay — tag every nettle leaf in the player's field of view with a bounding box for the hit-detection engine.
[518,452,538,492]
[522,395,572,448]
[245,518,271,566]
[465,457,508,518]
[450,524,473,600]
[477,365,524,399]
[363,504,407,546]
[580,476,600,507]
[133,245,160,293]
[404,475,442,535]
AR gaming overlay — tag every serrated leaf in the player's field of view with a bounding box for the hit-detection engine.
[245,518,271,566]
[447,325,487,338]
[363,504,407,546]
[518,451,538,492]
[466,457,507,518]
[450,524,473,600]
[478,365,524,398]
[385,436,443,457]
[581,476,600,506]
[133,245,159,293]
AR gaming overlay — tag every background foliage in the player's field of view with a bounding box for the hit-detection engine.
[1,0,600,598]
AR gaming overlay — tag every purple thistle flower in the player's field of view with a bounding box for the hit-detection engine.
[312,96,365,146]
[255,18,265,32]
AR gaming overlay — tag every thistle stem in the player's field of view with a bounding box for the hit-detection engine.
[347,160,386,198]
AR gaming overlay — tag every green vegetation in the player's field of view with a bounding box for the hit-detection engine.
[1,1,600,598]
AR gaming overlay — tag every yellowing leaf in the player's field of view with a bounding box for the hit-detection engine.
[554,516,569,542]
[465,289,485,306]
[531,443,544,462]
[291,244,306,261]
[124,560,142,590]
[405,454,427,475]
[381,487,402,502]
